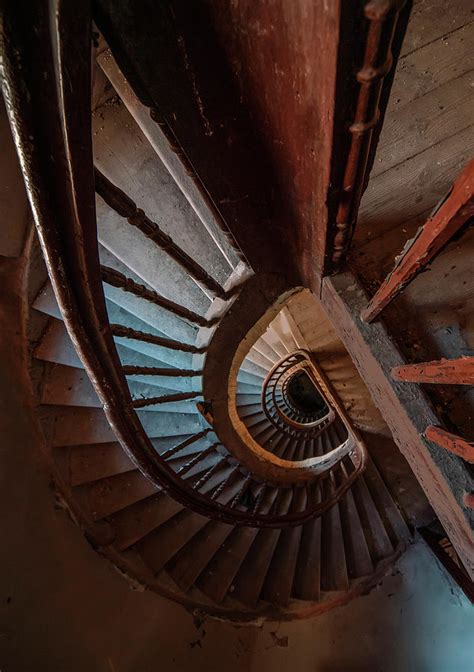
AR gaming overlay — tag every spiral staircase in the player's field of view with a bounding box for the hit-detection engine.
[2,0,472,624]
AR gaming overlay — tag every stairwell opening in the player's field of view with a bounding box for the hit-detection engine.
[286,371,328,416]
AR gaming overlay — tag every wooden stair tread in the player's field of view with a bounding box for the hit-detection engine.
[196,486,278,603]
[320,476,349,591]
[232,488,293,606]
[293,485,322,600]
[262,488,307,605]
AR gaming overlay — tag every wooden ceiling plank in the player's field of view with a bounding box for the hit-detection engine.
[371,70,474,179]
[400,0,473,57]
[357,123,474,239]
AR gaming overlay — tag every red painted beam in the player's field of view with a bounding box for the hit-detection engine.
[392,356,474,385]
[425,426,474,463]
[464,493,474,509]
[361,158,474,323]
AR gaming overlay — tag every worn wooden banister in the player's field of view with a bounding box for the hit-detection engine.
[392,356,474,385]
[425,427,474,464]
[361,158,474,323]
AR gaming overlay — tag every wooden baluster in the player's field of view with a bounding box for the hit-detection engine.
[132,391,199,408]
[392,356,474,385]
[361,158,474,323]
[122,365,202,377]
[111,323,205,353]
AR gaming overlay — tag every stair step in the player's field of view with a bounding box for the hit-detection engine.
[252,336,281,365]
[92,92,232,286]
[321,475,349,591]
[363,458,410,546]
[35,319,194,378]
[293,486,322,600]
[283,438,303,462]
[110,493,184,551]
[261,487,307,606]
[244,347,274,372]
[251,424,279,451]
[337,470,374,579]
[235,381,262,395]
[351,475,394,563]
[54,441,135,486]
[240,358,267,380]
[101,246,198,343]
[232,489,293,607]
[260,328,288,358]
[137,464,238,573]
[272,310,303,352]
[196,486,277,603]
[39,405,203,447]
[73,470,159,521]
[94,137,212,316]
[97,48,241,274]
[273,435,292,458]
[34,279,196,347]
[40,362,200,412]
[235,393,261,406]
[237,403,263,419]
[244,413,269,430]
[236,369,264,387]
[53,434,205,486]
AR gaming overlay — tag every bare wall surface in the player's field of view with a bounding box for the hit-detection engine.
[0,257,473,672]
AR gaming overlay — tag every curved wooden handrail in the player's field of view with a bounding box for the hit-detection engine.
[3,1,366,528]
[1,0,318,527]
[3,0,351,529]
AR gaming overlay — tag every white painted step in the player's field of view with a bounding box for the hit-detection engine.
[244,346,274,372]
[268,311,300,353]
[252,336,281,365]
[100,246,198,343]
[260,328,288,358]
[97,195,211,315]
[39,406,204,447]
[34,279,196,347]
[236,370,264,388]
[35,318,194,373]
[35,320,199,394]
[40,363,201,413]
[92,99,230,287]
[235,381,262,395]
[98,48,241,273]
[239,358,267,380]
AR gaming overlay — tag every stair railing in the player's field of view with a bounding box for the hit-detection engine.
[2,0,366,527]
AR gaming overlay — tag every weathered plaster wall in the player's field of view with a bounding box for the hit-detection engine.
[0,254,472,672]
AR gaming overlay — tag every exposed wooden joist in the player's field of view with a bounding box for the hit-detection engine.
[321,271,474,580]
[361,158,474,322]
[392,356,474,385]
[425,426,474,464]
